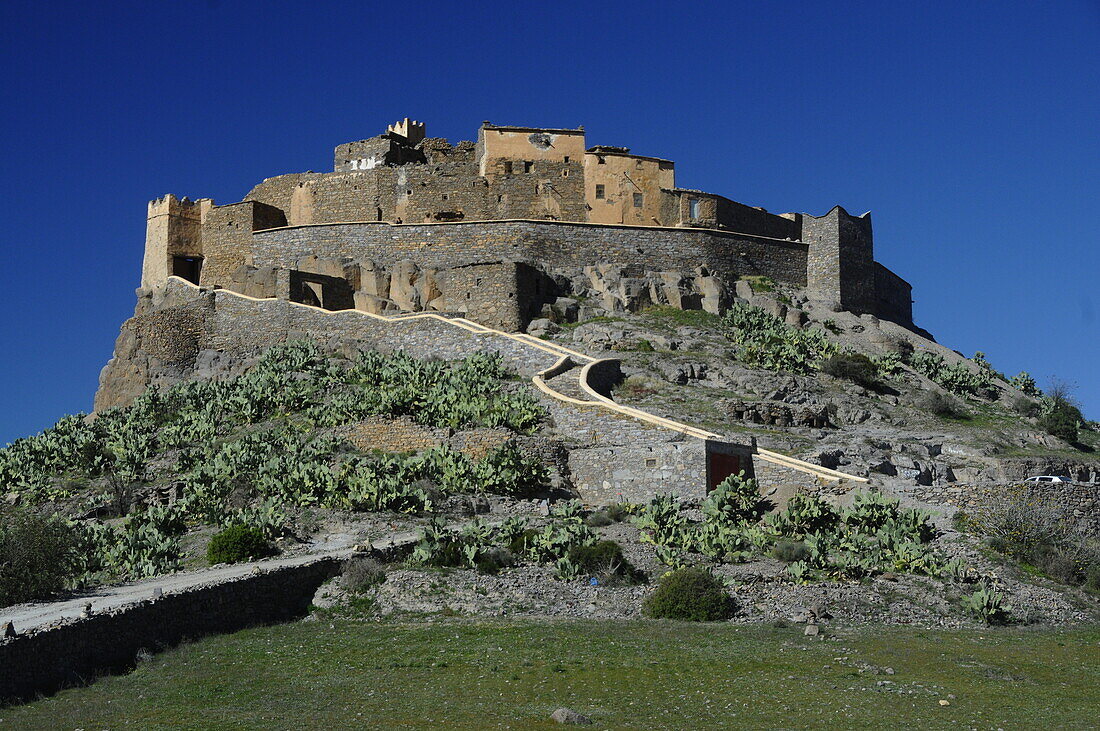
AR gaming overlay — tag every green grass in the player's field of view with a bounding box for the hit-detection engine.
[4,619,1098,728]
[639,305,722,330]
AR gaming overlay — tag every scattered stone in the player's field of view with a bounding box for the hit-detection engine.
[804,623,820,636]
[2,621,15,638]
[551,707,593,725]
[938,699,951,706]
[80,602,93,618]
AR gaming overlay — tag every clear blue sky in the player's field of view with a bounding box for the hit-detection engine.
[1,0,1097,444]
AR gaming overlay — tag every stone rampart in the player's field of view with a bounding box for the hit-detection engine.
[0,557,340,705]
[249,219,811,288]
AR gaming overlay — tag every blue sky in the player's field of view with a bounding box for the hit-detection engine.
[0,0,1097,444]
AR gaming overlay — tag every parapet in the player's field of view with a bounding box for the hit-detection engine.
[386,117,426,145]
[147,194,213,221]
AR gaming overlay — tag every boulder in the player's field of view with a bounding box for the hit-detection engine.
[527,318,560,337]
[551,708,593,726]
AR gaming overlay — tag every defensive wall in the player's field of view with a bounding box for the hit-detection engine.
[248,219,811,287]
[140,119,916,331]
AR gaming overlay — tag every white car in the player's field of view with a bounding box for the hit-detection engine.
[1023,475,1073,484]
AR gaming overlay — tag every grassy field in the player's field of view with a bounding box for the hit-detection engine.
[3,619,1098,729]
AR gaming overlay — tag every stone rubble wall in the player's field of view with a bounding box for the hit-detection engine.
[905,481,1100,535]
[249,220,811,289]
[0,557,340,705]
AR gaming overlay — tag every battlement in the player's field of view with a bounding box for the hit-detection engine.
[386,117,425,145]
[146,194,213,220]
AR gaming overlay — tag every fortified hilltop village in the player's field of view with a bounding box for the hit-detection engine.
[108,117,924,501]
[3,118,1098,707]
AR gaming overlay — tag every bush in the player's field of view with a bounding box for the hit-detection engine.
[917,390,967,419]
[642,567,737,621]
[0,508,84,605]
[1010,371,1041,396]
[1012,395,1040,418]
[1039,400,1079,443]
[964,584,1012,625]
[820,352,880,389]
[772,539,810,563]
[584,510,613,527]
[207,525,272,564]
[721,303,837,374]
[342,557,386,592]
[567,540,642,584]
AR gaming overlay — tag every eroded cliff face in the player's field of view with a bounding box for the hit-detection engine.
[95,286,213,411]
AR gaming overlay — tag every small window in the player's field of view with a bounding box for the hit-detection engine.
[562,169,569,177]
[441,193,448,200]
[688,198,700,218]
[503,161,513,175]
[633,192,644,208]
[497,194,504,203]
[645,458,658,468]
[597,156,605,164]
[636,160,643,168]
[595,184,605,199]
[524,161,533,173]
[406,189,412,195]
[563,156,570,163]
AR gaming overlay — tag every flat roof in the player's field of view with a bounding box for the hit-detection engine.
[585,148,674,165]
[481,123,585,135]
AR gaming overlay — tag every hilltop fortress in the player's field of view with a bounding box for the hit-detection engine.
[140,119,913,332]
[98,118,923,502]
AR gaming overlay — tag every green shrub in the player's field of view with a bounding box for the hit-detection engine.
[766,494,839,537]
[1039,399,1080,443]
[909,351,994,397]
[642,567,737,621]
[567,540,642,584]
[1012,395,1041,418]
[584,510,613,527]
[771,539,811,563]
[917,390,967,419]
[702,471,768,526]
[0,508,84,605]
[1010,371,1041,396]
[820,352,880,389]
[964,584,1012,625]
[721,303,837,374]
[207,525,272,564]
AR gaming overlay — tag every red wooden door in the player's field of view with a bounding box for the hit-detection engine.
[708,453,741,491]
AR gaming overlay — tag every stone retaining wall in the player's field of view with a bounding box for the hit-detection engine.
[909,481,1100,535]
[0,558,341,705]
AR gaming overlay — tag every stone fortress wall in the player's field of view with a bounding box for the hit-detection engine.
[140,118,914,333]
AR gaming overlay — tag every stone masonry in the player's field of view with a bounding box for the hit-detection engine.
[138,118,914,333]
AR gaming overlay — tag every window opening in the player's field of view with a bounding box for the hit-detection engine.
[633,193,644,208]
[595,184,605,199]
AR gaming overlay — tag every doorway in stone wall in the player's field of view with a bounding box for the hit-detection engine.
[172,256,202,285]
[707,452,741,491]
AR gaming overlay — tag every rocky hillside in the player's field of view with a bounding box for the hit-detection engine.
[528,275,1099,495]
